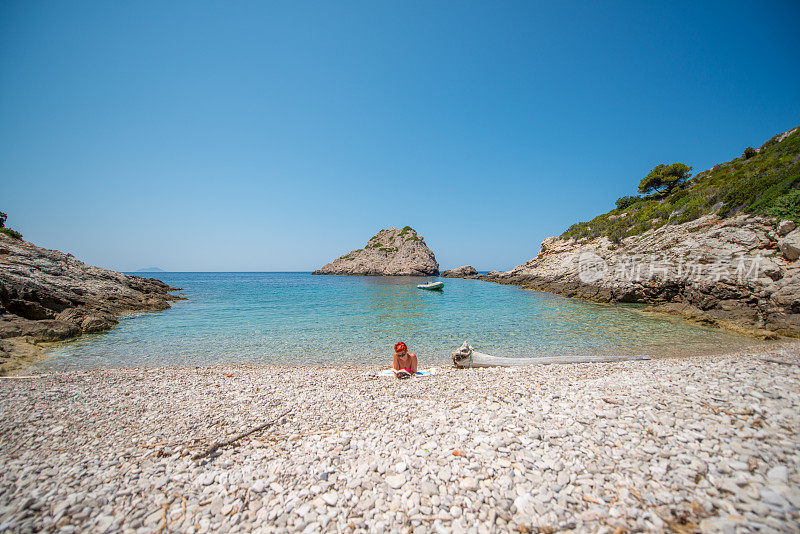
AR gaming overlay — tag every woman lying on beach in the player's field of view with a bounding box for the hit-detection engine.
[392,342,417,379]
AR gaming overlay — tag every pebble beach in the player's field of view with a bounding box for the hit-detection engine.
[1,344,799,533]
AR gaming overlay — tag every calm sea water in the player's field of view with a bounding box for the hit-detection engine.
[36,272,761,370]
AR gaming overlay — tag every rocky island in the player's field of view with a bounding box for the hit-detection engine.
[458,126,800,337]
[442,265,479,278]
[313,226,439,276]
[0,234,183,374]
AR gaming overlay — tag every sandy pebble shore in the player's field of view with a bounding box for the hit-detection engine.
[1,345,799,533]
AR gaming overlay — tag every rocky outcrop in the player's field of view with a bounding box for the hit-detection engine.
[777,219,796,237]
[779,228,800,261]
[313,227,439,276]
[467,215,800,337]
[442,265,479,278]
[0,234,184,373]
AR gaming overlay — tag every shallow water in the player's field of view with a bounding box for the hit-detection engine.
[35,272,764,370]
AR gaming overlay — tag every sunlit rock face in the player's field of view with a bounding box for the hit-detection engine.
[475,215,800,337]
[313,227,439,276]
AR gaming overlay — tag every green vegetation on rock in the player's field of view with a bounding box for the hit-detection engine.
[0,211,23,240]
[0,228,22,240]
[564,127,800,242]
[615,196,641,210]
[637,163,692,196]
[765,190,800,222]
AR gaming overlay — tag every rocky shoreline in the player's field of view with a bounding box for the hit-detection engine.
[1,342,798,532]
[0,234,184,375]
[454,215,800,339]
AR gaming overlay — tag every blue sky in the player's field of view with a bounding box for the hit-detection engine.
[2,1,799,271]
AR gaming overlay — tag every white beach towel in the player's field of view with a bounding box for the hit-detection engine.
[374,368,438,377]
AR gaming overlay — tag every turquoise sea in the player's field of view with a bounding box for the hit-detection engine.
[35,272,762,370]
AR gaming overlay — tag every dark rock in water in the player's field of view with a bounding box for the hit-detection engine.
[0,233,184,374]
[313,226,439,276]
[441,265,479,278]
[55,307,119,334]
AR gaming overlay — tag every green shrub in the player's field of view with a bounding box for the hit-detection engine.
[766,190,800,222]
[562,126,800,241]
[0,211,6,228]
[0,228,22,240]
[743,147,757,159]
[615,196,641,210]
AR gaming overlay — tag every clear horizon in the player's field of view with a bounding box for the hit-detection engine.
[127,270,491,273]
[2,1,799,272]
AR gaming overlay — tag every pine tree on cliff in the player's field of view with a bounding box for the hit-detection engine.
[638,163,692,196]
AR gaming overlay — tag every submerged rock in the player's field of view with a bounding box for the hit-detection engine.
[313,226,439,276]
[0,233,184,374]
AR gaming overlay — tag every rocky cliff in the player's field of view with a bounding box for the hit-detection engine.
[479,215,799,337]
[0,234,183,373]
[453,126,800,337]
[313,227,439,276]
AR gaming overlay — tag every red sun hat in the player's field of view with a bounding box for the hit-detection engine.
[394,342,407,353]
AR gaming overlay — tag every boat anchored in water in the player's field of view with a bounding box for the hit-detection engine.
[417,281,444,291]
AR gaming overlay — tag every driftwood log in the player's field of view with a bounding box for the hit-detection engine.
[193,408,292,460]
[451,341,651,368]
[761,358,800,367]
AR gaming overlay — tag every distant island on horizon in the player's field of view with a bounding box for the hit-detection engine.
[135,267,165,272]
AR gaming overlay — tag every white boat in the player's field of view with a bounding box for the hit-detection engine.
[417,281,444,291]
